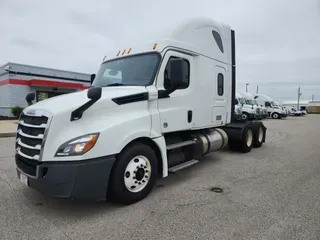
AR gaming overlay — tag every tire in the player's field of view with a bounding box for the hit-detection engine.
[239,127,253,153]
[241,113,249,121]
[271,112,280,119]
[253,126,264,148]
[108,142,158,205]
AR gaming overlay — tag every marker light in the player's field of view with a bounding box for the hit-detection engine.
[127,48,132,54]
[122,49,126,55]
[116,51,121,56]
[55,133,100,156]
[153,43,157,50]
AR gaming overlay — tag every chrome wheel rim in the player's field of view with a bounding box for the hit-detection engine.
[124,155,151,193]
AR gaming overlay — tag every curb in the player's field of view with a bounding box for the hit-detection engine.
[0,133,16,138]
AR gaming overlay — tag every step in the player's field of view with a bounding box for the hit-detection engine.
[166,140,196,150]
[168,159,199,173]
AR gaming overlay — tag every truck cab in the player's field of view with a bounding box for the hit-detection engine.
[235,92,259,120]
[14,17,267,205]
[254,94,287,119]
[238,92,266,119]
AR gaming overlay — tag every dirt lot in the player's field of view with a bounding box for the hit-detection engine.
[0,115,320,240]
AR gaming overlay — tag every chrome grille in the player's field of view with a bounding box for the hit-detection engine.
[256,108,262,114]
[15,111,51,177]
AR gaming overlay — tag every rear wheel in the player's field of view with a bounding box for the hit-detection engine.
[228,127,254,153]
[239,127,253,153]
[253,126,264,148]
[108,142,158,205]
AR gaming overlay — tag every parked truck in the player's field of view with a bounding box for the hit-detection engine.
[235,92,261,120]
[254,93,287,119]
[15,17,267,205]
[239,92,268,119]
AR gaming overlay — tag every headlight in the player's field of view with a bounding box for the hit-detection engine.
[55,133,100,157]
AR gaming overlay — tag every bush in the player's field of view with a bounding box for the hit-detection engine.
[11,106,24,118]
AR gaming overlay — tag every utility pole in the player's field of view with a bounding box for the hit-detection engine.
[256,85,259,94]
[246,83,249,92]
[312,94,314,101]
[297,87,302,110]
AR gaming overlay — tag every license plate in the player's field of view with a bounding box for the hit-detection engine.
[19,172,28,186]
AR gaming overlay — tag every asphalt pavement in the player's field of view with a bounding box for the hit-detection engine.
[0,115,320,240]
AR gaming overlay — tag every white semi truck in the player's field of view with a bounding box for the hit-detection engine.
[239,92,267,119]
[15,17,267,205]
[254,94,287,119]
[235,92,261,120]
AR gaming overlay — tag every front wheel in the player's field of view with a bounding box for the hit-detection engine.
[108,142,158,205]
[241,113,250,121]
[271,112,280,119]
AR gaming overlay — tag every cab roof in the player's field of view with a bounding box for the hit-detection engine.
[102,17,232,65]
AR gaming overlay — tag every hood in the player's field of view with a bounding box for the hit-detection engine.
[24,86,148,115]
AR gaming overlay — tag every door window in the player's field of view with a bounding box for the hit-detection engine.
[217,73,224,96]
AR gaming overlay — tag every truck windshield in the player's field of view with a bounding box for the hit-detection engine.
[92,53,160,87]
[238,98,246,104]
[246,99,255,105]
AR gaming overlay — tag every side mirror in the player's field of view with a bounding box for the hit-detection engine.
[26,92,35,106]
[90,74,96,85]
[234,99,239,105]
[87,86,102,101]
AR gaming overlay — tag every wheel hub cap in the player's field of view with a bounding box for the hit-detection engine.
[124,155,151,193]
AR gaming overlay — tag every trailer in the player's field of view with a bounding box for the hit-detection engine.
[15,17,267,205]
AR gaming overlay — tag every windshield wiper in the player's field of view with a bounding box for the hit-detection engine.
[105,83,125,87]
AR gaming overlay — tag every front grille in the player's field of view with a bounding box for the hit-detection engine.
[15,155,41,176]
[15,112,50,176]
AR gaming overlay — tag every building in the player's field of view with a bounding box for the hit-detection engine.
[282,100,310,109]
[0,62,91,117]
[308,101,320,114]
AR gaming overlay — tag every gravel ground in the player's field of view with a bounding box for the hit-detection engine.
[0,115,320,240]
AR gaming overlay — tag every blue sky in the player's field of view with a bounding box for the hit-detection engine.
[0,0,320,102]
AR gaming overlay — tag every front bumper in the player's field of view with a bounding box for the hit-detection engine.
[280,113,288,117]
[15,154,116,201]
[249,113,256,119]
[234,113,243,121]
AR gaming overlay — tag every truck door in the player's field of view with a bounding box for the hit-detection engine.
[156,50,194,133]
[212,65,227,125]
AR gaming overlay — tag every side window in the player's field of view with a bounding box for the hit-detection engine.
[217,73,224,96]
[164,56,190,90]
[212,30,224,53]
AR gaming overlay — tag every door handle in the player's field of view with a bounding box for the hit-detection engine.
[188,110,192,123]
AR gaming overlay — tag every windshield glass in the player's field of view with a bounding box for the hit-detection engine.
[246,99,255,105]
[92,53,160,87]
[238,98,246,104]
